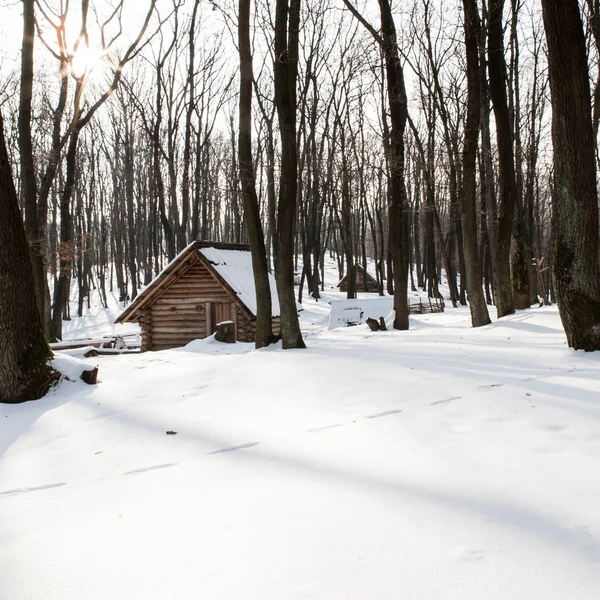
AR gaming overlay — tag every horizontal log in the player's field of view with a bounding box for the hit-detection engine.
[163,283,227,296]
[151,317,204,324]
[151,315,204,322]
[180,273,212,280]
[151,319,204,327]
[151,325,206,333]
[151,305,204,312]
[151,325,204,332]
[154,297,231,306]
[159,292,227,300]
[152,326,206,334]
[151,336,204,344]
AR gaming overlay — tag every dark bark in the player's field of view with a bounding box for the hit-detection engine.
[19,0,46,326]
[0,110,54,404]
[487,0,516,317]
[273,0,306,348]
[541,0,600,350]
[461,0,491,327]
[239,0,276,348]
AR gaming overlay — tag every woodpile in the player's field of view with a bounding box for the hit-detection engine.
[408,298,445,314]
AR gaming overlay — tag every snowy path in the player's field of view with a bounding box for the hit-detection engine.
[2,305,600,599]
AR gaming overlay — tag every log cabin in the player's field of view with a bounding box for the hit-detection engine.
[115,241,281,350]
[337,264,380,293]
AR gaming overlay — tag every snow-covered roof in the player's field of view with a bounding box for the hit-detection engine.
[198,246,280,318]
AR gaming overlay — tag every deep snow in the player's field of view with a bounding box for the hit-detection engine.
[2,264,600,599]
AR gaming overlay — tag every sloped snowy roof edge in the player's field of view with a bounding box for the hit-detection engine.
[198,246,280,318]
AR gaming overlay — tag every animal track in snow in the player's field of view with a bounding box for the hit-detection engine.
[305,424,344,434]
[542,423,569,433]
[0,482,67,498]
[123,463,178,476]
[450,547,488,562]
[207,442,259,455]
[430,396,463,407]
[365,409,403,419]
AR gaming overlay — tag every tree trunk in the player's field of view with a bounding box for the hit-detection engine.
[461,0,491,327]
[239,0,276,348]
[487,0,516,318]
[273,0,306,349]
[380,0,410,330]
[541,0,600,350]
[19,0,46,326]
[0,110,54,404]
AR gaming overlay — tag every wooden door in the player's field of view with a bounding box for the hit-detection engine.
[206,302,237,336]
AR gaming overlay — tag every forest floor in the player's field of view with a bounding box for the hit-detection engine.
[2,263,600,599]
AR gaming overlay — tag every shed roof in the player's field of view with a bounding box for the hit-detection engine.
[336,264,379,287]
[198,245,280,318]
[115,241,280,324]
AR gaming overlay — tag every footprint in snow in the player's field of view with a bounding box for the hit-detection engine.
[0,482,67,498]
[207,442,259,455]
[430,396,462,407]
[450,547,488,562]
[305,424,344,434]
[365,409,403,419]
[479,383,504,389]
[123,463,178,476]
[543,423,569,433]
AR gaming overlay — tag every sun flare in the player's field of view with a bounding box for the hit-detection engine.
[71,43,105,76]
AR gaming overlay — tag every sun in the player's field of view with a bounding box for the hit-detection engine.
[71,43,105,77]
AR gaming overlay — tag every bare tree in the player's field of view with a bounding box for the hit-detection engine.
[461,0,491,326]
[0,109,54,404]
[343,0,411,329]
[541,0,600,350]
[239,0,276,348]
[273,0,306,348]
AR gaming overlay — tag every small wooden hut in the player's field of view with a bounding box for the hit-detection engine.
[337,264,380,293]
[115,241,280,350]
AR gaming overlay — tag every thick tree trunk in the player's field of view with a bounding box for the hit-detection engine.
[380,0,410,330]
[0,110,54,404]
[487,0,516,318]
[461,0,491,327]
[273,0,305,349]
[541,0,600,351]
[239,0,276,349]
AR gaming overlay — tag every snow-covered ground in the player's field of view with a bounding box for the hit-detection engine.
[2,263,600,599]
[62,289,140,341]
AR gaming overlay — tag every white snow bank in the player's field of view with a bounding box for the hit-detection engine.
[176,334,254,355]
[51,353,98,383]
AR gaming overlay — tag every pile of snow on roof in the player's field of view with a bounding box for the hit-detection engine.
[199,246,281,318]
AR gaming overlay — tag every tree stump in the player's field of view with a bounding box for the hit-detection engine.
[81,367,99,385]
[379,317,387,331]
[215,321,236,343]
[366,317,381,331]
